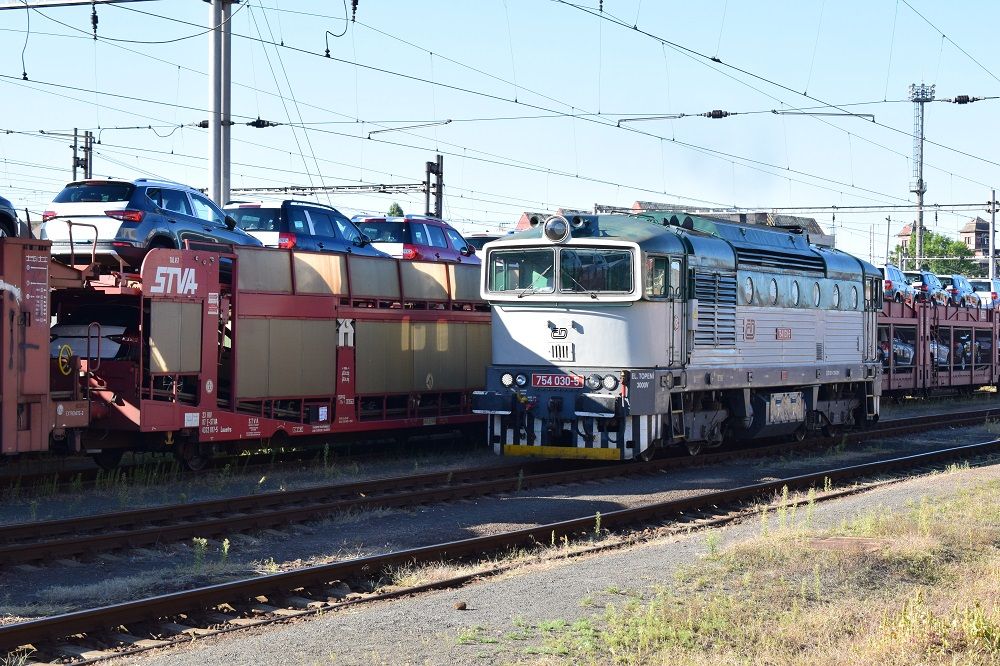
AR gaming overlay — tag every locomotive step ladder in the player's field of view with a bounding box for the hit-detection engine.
[669,392,685,440]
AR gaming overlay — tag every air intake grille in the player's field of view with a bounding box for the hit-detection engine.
[735,247,825,274]
[816,342,825,360]
[549,343,574,362]
[693,271,737,347]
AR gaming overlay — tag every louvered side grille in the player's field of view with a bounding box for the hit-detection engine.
[693,272,737,347]
[735,247,825,274]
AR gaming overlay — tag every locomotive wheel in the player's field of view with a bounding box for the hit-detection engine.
[793,426,807,442]
[92,449,124,471]
[685,441,702,456]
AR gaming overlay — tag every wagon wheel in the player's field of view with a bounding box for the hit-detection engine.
[685,441,702,456]
[793,425,807,442]
[92,448,124,471]
[174,442,211,472]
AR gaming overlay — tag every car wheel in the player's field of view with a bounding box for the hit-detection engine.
[894,293,902,303]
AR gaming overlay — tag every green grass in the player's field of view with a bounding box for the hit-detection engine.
[499,476,1000,665]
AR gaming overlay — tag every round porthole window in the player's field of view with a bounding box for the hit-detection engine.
[769,278,778,305]
[851,285,859,309]
[833,284,841,308]
[743,276,754,302]
[791,281,800,306]
[813,282,821,307]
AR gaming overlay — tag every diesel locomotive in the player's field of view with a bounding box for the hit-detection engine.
[472,213,884,460]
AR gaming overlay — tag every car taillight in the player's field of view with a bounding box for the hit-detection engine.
[278,232,297,249]
[42,211,57,221]
[105,209,144,223]
[401,245,419,260]
[884,279,892,290]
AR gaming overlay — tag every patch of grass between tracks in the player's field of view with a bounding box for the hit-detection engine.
[496,475,1000,665]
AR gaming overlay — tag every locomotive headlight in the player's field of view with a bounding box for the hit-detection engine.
[602,374,619,391]
[500,372,514,387]
[515,373,528,387]
[586,374,602,390]
[542,215,571,243]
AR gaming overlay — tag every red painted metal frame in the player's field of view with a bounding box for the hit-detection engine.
[879,298,999,395]
[80,248,489,448]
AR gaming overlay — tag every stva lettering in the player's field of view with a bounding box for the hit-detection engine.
[149,266,199,295]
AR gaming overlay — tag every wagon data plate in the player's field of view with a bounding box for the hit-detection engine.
[532,373,584,388]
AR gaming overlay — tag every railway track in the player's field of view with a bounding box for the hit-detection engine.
[2,406,998,568]
[3,436,998,662]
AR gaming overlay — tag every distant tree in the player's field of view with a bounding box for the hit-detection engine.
[388,202,404,217]
[889,229,978,274]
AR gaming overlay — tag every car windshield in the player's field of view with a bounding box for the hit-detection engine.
[487,247,633,295]
[938,276,954,287]
[903,272,921,284]
[54,182,134,203]
[356,221,409,243]
[466,235,499,250]
[230,208,280,232]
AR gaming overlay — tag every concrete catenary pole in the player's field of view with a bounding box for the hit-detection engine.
[208,0,223,204]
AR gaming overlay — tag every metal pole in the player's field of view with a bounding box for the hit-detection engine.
[991,189,997,281]
[885,215,891,265]
[220,0,232,205]
[915,109,925,268]
[434,154,444,218]
[85,131,93,178]
[208,0,223,204]
[72,128,78,180]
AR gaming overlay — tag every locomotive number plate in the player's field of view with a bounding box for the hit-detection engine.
[532,373,584,388]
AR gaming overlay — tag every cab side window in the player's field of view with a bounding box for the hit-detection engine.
[426,225,448,248]
[644,256,667,298]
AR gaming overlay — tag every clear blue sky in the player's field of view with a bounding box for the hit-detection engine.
[1,1,998,263]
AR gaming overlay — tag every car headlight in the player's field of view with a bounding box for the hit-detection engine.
[500,372,514,388]
[586,374,602,390]
[602,374,619,391]
[515,373,528,387]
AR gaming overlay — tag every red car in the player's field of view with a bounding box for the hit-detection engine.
[353,214,480,264]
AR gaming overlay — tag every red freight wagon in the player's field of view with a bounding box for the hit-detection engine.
[1,239,90,456]
[47,246,490,468]
[879,298,999,396]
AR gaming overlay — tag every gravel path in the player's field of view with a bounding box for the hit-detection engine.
[118,454,1000,666]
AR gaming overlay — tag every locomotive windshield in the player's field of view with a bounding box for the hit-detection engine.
[487,247,633,296]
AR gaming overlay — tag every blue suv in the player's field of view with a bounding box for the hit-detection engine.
[41,179,262,268]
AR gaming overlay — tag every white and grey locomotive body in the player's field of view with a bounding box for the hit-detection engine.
[472,213,882,460]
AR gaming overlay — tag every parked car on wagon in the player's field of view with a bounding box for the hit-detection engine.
[50,302,141,362]
[353,215,481,265]
[969,278,1000,309]
[903,270,948,305]
[464,232,505,251]
[40,179,261,268]
[880,264,915,304]
[224,200,386,257]
[937,274,981,308]
[879,337,915,366]
[0,193,30,238]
